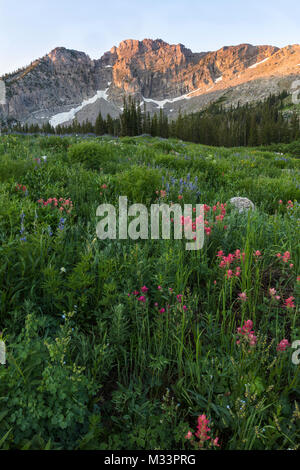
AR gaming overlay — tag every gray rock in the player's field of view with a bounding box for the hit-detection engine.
[1,41,298,127]
[229,197,255,213]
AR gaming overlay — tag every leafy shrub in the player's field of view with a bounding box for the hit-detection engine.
[258,140,300,158]
[0,312,96,449]
[154,154,190,170]
[152,140,175,153]
[38,136,70,151]
[0,157,32,183]
[113,166,162,203]
[68,142,115,170]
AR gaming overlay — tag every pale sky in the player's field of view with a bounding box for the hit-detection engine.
[0,0,299,76]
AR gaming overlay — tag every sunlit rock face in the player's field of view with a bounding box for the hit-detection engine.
[0,39,299,126]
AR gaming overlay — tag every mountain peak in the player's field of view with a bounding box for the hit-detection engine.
[1,39,299,127]
[47,47,91,62]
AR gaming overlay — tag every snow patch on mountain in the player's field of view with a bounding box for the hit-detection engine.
[186,87,202,97]
[49,88,110,127]
[142,87,203,109]
[249,57,270,69]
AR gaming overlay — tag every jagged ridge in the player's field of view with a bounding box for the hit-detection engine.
[0,39,299,126]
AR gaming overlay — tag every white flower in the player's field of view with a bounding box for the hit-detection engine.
[60,267,66,273]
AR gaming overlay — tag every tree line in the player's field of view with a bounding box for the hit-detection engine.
[11,92,300,147]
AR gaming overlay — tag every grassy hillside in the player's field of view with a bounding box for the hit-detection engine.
[0,134,299,450]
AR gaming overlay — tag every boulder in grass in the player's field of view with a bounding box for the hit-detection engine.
[229,197,255,213]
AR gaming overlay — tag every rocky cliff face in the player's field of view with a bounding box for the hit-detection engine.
[0,39,299,126]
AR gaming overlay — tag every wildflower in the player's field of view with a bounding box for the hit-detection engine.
[235,267,241,277]
[141,285,149,293]
[269,288,277,297]
[176,294,183,303]
[58,217,65,231]
[183,305,187,311]
[159,308,165,314]
[157,285,162,290]
[282,251,291,263]
[212,437,220,447]
[226,269,233,279]
[237,320,257,347]
[277,339,291,352]
[254,250,261,257]
[60,267,66,273]
[185,431,193,440]
[238,292,248,302]
[132,290,139,296]
[16,184,27,193]
[248,333,257,347]
[195,415,211,446]
[284,297,295,308]
[137,296,146,303]
[242,319,254,333]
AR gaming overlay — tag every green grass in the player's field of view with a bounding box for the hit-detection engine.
[0,133,299,450]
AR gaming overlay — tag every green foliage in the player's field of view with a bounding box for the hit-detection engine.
[0,312,96,449]
[114,166,162,203]
[38,135,70,151]
[0,133,299,450]
[0,156,33,182]
[68,142,116,170]
[258,140,300,158]
[13,91,300,149]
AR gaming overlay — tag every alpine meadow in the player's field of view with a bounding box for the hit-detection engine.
[0,0,299,453]
[0,133,299,450]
